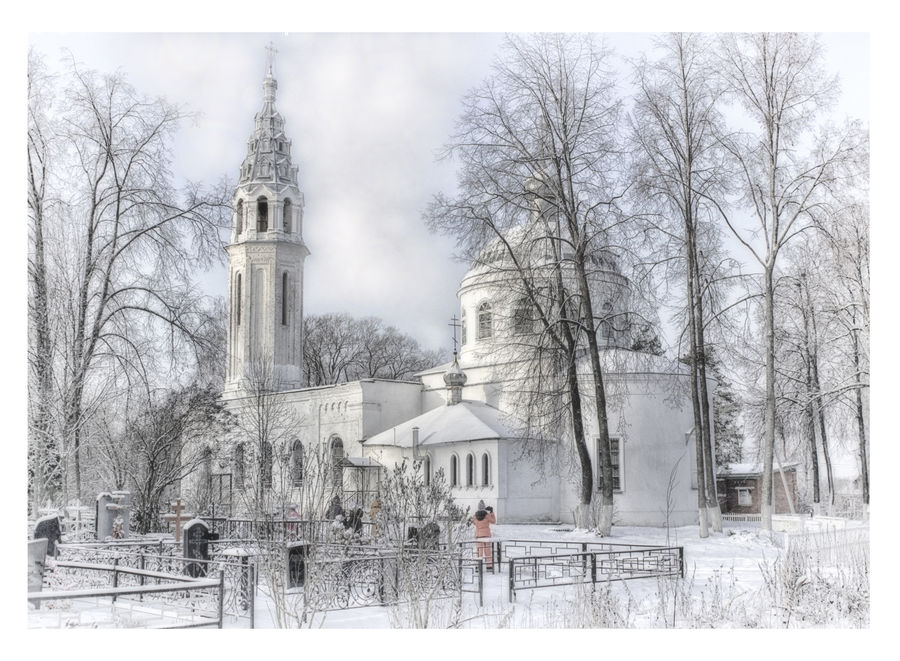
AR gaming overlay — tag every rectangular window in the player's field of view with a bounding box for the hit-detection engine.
[737,487,752,506]
[597,437,622,492]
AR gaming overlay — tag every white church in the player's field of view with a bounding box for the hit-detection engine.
[212,61,705,527]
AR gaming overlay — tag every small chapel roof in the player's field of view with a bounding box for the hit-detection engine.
[718,461,800,477]
[363,400,524,448]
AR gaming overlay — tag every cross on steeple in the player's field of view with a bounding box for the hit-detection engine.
[265,41,278,75]
[449,315,462,354]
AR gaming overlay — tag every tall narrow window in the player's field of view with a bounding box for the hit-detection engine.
[257,197,268,232]
[233,444,245,489]
[235,200,244,234]
[481,453,490,486]
[597,437,622,492]
[283,199,292,233]
[423,455,432,487]
[466,453,475,487]
[513,298,534,335]
[291,440,304,487]
[450,455,459,487]
[600,301,614,344]
[477,302,492,340]
[235,273,242,326]
[281,272,289,326]
[331,437,344,489]
[261,441,273,489]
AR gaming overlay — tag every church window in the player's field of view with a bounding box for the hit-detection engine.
[600,301,614,344]
[282,272,289,326]
[423,455,432,487]
[513,298,535,335]
[461,310,467,345]
[465,453,475,487]
[233,443,245,488]
[291,440,304,487]
[477,302,492,340]
[330,437,344,489]
[481,453,490,486]
[257,197,269,232]
[450,455,459,487]
[201,447,212,489]
[235,200,244,234]
[597,437,622,492]
[283,199,292,233]
[261,441,273,489]
[235,273,242,326]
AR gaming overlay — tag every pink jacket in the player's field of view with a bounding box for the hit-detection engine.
[472,511,496,538]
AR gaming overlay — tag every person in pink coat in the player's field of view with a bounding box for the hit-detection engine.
[472,502,496,569]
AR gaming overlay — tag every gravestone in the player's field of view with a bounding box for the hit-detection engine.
[95,491,131,540]
[183,518,219,578]
[28,538,48,608]
[33,514,62,556]
[286,541,310,588]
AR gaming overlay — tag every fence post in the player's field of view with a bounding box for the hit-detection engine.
[111,557,119,603]
[590,553,597,589]
[249,563,256,629]
[217,569,225,629]
[581,542,588,572]
[139,553,145,601]
[679,547,684,578]
[508,558,515,602]
[478,558,484,608]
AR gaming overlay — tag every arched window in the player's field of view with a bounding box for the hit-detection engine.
[291,440,304,487]
[261,441,273,489]
[450,455,459,487]
[235,273,242,326]
[477,302,492,340]
[481,452,490,486]
[513,298,534,335]
[282,272,289,326]
[235,200,244,235]
[330,437,344,488]
[283,199,292,233]
[466,453,475,487]
[257,197,268,232]
[461,309,468,345]
[233,444,245,488]
[423,455,432,487]
[201,447,212,488]
[600,301,614,343]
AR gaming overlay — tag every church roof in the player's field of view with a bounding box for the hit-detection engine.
[363,400,524,448]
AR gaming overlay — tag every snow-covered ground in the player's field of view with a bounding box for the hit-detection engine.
[29,522,867,629]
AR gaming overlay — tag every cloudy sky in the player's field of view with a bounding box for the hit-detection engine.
[28,31,869,353]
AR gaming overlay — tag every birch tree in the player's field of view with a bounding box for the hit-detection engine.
[631,32,731,535]
[28,56,229,505]
[428,34,632,533]
[712,33,865,532]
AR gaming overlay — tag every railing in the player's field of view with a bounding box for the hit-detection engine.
[507,546,683,602]
[55,544,256,626]
[722,513,763,524]
[301,550,478,612]
[779,525,869,565]
[30,561,225,628]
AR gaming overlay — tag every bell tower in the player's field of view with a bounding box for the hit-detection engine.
[225,46,309,393]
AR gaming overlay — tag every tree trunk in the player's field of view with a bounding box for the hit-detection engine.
[760,264,776,533]
[852,329,869,505]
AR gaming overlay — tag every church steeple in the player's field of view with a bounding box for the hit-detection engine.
[225,46,309,393]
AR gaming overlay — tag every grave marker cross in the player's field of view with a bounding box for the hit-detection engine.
[169,499,187,544]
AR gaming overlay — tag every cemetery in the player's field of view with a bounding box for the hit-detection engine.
[27,490,695,628]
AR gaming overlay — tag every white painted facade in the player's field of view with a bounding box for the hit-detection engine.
[212,64,704,527]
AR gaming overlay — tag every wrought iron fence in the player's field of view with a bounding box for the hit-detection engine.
[31,561,225,628]
[507,546,684,602]
[55,544,256,626]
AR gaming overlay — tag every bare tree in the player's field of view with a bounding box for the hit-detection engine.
[428,34,636,533]
[28,55,229,505]
[631,32,732,535]
[711,33,865,532]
